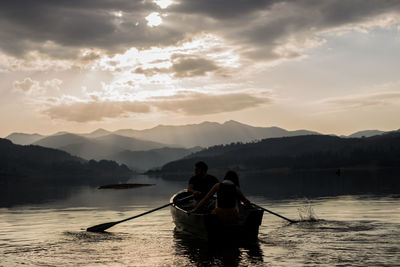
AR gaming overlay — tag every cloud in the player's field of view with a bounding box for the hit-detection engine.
[13,77,38,92]
[133,55,221,78]
[43,79,63,91]
[170,0,275,20]
[42,91,271,121]
[153,91,271,115]
[13,78,63,94]
[1,0,399,65]
[43,100,152,122]
[322,91,400,110]
[171,55,220,77]
[0,0,181,58]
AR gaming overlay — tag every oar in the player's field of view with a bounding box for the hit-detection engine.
[252,203,298,223]
[87,194,193,232]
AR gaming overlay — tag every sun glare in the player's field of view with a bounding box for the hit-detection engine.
[146,12,162,27]
[153,0,173,9]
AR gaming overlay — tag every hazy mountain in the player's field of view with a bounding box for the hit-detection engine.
[93,134,165,151]
[33,133,89,148]
[0,138,132,186]
[7,122,394,149]
[5,133,44,145]
[348,130,385,138]
[114,120,320,147]
[106,146,202,171]
[33,133,166,161]
[82,128,111,138]
[160,132,400,173]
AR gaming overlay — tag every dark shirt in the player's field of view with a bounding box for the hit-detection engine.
[188,174,219,200]
[217,182,238,208]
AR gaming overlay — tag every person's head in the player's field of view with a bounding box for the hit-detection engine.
[224,170,240,187]
[194,161,208,176]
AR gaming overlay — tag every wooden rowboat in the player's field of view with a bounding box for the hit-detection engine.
[170,190,264,242]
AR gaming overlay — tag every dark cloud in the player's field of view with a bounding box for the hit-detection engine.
[133,55,222,78]
[209,0,400,60]
[170,0,275,19]
[0,0,181,57]
[171,55,220,77]
[133,67,170,76]
[1,0,399,62]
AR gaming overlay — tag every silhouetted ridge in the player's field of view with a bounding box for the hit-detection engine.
[161,133,400,173]
[0,138,132,186]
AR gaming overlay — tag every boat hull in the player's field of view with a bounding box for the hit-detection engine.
[170,191,264,242]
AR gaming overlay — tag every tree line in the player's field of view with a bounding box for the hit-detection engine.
[160,133,400,173]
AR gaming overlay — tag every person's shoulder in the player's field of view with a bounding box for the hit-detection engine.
[206,174,219,182]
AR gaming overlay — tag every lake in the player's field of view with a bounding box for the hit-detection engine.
[1,173,400,266]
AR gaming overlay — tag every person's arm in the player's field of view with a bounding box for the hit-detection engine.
[237,187,251,206]
[187,183,201,196]
[190,183,219,212]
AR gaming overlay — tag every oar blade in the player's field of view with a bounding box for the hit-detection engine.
[86,221,118,232]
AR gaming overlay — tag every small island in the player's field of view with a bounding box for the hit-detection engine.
[98,183,155,189]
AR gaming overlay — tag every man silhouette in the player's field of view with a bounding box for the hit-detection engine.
[187,161,219,201]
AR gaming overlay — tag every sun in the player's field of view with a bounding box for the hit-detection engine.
[146,12,162,27]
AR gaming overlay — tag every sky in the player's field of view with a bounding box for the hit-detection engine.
[1,0,400,137]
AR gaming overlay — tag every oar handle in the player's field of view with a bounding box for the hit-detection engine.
[118,202,171,223]
[253,203,297,223]
[86,194,194,232]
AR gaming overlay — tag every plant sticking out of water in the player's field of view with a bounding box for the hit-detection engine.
[297,201,318,221]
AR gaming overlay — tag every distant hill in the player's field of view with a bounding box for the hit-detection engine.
[114,120,320,147]
[160,132,400,173]
[5,133,44,145]
[33,133,89,148]
[106,146,202,171]
[348,130,386,138]
[81,128,112,138]
[32,133,166,160]
[0,138,132,186]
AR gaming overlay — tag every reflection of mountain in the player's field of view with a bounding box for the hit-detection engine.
[161,132,400,173]
[115,120,320,147]
[0,138,132,186]
[107,147,202,171]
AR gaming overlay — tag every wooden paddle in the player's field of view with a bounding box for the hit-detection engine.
[252,203,298,223]
[87,194,193,232]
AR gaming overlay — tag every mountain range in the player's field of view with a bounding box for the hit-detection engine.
[160,132,400,174]
[5,121,393,171]
[112,120,322,147]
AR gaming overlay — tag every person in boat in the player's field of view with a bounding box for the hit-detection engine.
[187,161,219,202]
[190,170,252,225]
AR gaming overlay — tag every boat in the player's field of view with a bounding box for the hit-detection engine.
[170,190,264,243]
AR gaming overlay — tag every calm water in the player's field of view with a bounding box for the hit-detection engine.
[1,175,400,266]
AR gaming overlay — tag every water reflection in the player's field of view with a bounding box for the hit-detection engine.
[1,193,400,266]
[173,231,264,267]
[258,218,400,266]
[1,170,399,208]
